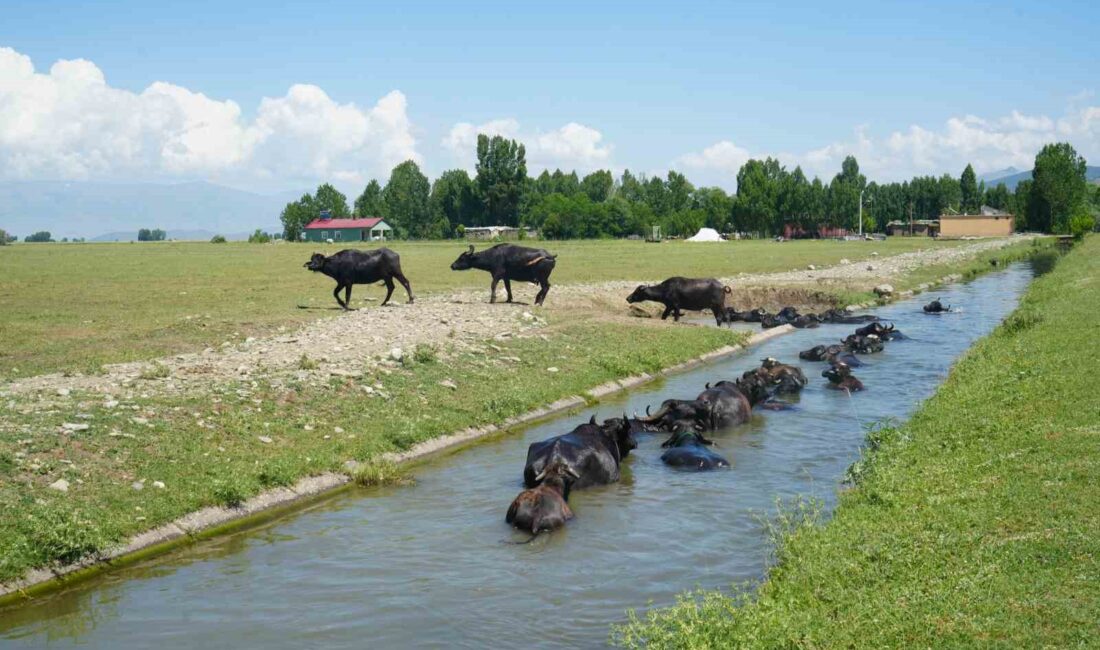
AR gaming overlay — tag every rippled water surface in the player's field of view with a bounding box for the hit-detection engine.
[0,264,1034,649]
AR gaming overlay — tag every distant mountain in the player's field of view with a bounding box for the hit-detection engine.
[981,166,1100,191]
[0,180,304,240]
[91,228,282,242]
[978,166,1019,184]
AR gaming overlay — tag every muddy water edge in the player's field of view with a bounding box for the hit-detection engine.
[0,263,1035,649]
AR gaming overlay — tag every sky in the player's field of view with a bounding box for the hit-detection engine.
[1,0,1099,195]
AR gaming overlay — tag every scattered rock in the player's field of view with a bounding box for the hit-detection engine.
[871,251,879,257]
[61,422,89,432]
[131,481,144,491]
[56,388,71,397]
[258,436,273,444]
[806,264,816,270]
[104,400,119,409]
[49,479,70,492]
[547,367,560,373]
[839,258,850,265]
[329,368,363,378]
[360,385,375,395]
[439,379,458,390]
[152,480,166,489]
[334,426,344,434]
[521,312,535,322]
[389,347,404,362]
[303,424,315,431]
[873,284,895,297]
[131,417,149,426]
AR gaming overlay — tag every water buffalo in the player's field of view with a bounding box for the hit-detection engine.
[854,321,906,340]
[741,307,770,323]
[523,416,636,489]
[799,344,864,367]
[506,460,578,534]
[304,248,414,310]
[823,362,864,392]
[626,277,731,325]
[923,299,951,313]
[745,357,808,395]
[659,430,730,470]
[844,333,884,354]
[638,376,767,432]
[819,308,880,324]
[450,244,557,306]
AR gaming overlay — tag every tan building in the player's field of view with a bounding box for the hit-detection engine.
[938,206,1014,237]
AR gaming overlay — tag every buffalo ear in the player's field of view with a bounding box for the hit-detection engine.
[467,244,475,254]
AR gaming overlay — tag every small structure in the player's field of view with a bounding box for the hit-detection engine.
[302,211,393,243]
[461,226,536,241]
[686,227,724,242]
[887,219,940,237]
[938,206,1014,238]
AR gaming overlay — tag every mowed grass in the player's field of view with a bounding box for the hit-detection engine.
[0,238,962,378]
[0,317,747,585]
[614,237,1100,648]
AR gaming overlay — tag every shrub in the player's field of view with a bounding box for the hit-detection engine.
[212,476,250,508]
[0,228,10,245]
[1068,211,1095,241]
[248,229,272,244]
[411,344,438,365]
[210,235,227,244]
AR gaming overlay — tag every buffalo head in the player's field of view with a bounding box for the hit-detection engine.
[600,414,638,458]
[450,245,476,271]
[822,361,852,383]
[304,252,326,272]
[625,285,651,304]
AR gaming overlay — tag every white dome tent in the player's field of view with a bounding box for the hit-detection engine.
[685,227,724,242]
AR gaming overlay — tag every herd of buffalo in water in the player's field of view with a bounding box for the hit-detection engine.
[298,243,953,537]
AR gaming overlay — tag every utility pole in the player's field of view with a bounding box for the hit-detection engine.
[909,202,914,236]
[859,188,865,238]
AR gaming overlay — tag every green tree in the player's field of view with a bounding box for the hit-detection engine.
[384,160,437,238]
[1032,142,1088,233]
[354,180,385,217]
[280,193,317,241]
[137,228,151,241]
[960,163,979,212]
[0,228,10,245]
[984,182,1011,211]
[581,170,614,202]
[430,169,477,236]
[665,171,695,214]
[25,231,53,242]
[475,134,528,226]
[314,183,351,218]
[734,158,782,235]
[248,229,272,243]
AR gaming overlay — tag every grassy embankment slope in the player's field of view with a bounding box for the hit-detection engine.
[616,237,1099,648]
[0,317,746,585]
[0,238,962,378]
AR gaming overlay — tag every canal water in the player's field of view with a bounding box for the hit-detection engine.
[0,264,1034,649]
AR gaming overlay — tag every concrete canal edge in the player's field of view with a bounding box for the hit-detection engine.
[0,325,797,604]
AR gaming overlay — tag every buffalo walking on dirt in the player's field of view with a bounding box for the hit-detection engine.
[450,244,557,306]
[626,277,731,325]
[304,248,414,310]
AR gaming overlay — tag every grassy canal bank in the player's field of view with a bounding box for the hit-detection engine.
[0,319,748,587]
[615,236,1099,648]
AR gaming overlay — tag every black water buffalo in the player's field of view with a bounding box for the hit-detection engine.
[506,460,578,534]
[844,333,884,354]
[854,321,906,340]
[923,299,951,313]
[450,244,557,305]
[637,376,767,432]
[659,430,730,470]
[823,362,864,392]
[799,344,864,367]
[304,248,414,310]
[523,416,636,489]
[742,307,770,323]
[819,308,880,324]
[627,277,731,325]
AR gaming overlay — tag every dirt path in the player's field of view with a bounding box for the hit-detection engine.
[0,238,1028,402]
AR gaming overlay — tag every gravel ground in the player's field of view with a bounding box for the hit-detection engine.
[0,237,1028,403]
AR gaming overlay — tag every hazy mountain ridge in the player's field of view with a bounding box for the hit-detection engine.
[0,180,304,239]
[980,166,1100,191]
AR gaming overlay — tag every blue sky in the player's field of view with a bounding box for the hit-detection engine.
[2,0,1098,193]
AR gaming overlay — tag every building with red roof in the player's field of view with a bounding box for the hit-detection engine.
[301,210,393,242]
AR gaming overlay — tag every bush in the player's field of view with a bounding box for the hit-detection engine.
[248,229,272,244]
[0,228,11,245]
[25,231,53,243]
[1068,211,1095,241]
[210,235,227,244]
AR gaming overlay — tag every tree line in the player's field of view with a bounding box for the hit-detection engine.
[281,137,1099,240]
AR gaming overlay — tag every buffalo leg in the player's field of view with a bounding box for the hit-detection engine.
[490,276,500,304]
[394,272,414,303]
[712,306,723,326]
[381,278,395,305]
[333,284,348,310]
[660,305,673,320]
[345,285,353,309]
[672,305,683,322]
[535,280,550,306]
[504,278,514,303]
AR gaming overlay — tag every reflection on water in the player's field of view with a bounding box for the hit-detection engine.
[0,265,1035,649]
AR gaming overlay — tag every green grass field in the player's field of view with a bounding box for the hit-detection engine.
[614,237,1099,648]
[0,238,963,378]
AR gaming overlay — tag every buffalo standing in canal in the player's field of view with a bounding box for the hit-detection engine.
[823,361,864,392]
[450,244,557,306]
[626,277,732,325]
[506,460,578,534]
[636,375,769,432]
[304,248,414,310]
[660,429,730,470]
[923,299,951,313]
[523,416,637,489]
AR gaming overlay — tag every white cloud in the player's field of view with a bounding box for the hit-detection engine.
[0,46,419,188]
[442,118,612,174]
[676,105,1100,189]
